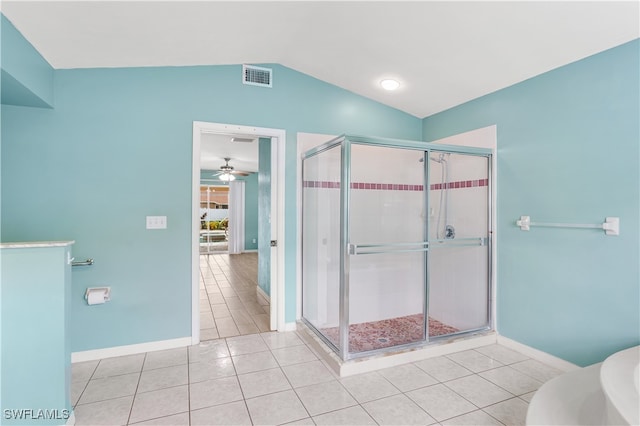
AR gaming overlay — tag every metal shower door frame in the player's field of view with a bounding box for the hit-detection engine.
[302,134,493,361]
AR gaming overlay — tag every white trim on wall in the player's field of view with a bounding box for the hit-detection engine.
[273,135,286,332]
[256,285,270,303]
[283,322,297,332]
[71,337,192,363]
[497,335,580,372]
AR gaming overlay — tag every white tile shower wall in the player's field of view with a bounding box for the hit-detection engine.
[348,145,426,324]
[349,190,425,324]
[350,145,425,183]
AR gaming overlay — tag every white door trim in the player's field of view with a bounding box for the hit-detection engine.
[192,121,286,344]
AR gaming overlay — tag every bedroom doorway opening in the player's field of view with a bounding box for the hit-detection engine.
[192,121,286,344]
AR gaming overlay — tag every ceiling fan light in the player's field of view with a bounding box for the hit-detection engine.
[219,173,235,181]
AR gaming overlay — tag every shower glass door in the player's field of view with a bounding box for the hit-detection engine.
[301,144,343,352]
[346,143,427,355]
[427,152,491,337]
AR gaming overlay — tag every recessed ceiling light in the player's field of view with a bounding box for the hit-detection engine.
[380,79,400,91]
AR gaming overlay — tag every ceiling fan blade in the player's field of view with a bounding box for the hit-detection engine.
[231,171,252,176]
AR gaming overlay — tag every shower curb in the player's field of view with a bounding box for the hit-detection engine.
[296,320,496,377]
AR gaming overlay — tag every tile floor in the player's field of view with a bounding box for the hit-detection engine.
[71,332,563,425]
[199,253,270,340]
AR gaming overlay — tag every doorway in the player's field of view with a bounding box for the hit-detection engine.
[192,121,286,344]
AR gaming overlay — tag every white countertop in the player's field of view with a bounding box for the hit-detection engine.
[0,241,75,249]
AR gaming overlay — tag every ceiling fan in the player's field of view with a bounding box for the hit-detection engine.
[212,157,251,181]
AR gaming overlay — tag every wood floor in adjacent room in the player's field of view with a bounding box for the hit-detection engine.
[199,253,270,340]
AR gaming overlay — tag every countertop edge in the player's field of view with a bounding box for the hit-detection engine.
[1,240,75,249]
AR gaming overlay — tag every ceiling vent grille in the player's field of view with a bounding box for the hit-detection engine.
[243,65,272,88]
[231,137,254,143]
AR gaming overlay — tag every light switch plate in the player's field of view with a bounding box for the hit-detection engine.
[146,216,167,229]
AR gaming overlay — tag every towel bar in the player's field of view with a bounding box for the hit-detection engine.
[516,216,619,236]
[72,258,94,267]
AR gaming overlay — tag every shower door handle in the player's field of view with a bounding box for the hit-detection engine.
[429,237,488,248]
[348,242,429,255]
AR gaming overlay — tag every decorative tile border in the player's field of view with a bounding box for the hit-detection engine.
[430,178,488,190]
[303,179,487,191]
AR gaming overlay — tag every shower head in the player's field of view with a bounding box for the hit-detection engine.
[430,153,449,163]
[419,153,449,163]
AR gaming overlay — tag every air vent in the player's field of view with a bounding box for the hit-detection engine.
[243,65,272,88]
[231,137,255,143]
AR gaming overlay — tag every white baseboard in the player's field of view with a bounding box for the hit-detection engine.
[256,286,270,303]
[242,249,258,253]
[72,337,192,363]
[283,322,297,332]
[497,335,579,372]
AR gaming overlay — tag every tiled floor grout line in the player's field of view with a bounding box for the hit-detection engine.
[200,253,267,339]
[274,356,313,423]
[74,337,548,425]
[441,352,536,398]
[226,335,259,426]
[125,353,146,425]
[185,347,193,426]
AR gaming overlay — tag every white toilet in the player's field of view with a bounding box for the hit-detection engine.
[526,346,639,425]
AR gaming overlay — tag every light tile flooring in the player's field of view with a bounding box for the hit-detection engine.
[71,333,563,425]
[199,253,270,340]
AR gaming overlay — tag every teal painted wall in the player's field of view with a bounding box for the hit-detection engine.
[257,138,272,295]
[422,40,640,366]
[243,173,258,251]
[1,15,54,108]
[1,63,421,352]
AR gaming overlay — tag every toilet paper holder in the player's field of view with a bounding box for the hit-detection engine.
[85,287,111,305]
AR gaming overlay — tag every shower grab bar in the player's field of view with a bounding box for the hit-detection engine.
[349,237,487,255]
[348,242,428,255]
[516,216,620,236]
[430,237,487,248]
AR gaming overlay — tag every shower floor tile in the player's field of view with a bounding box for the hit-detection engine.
[320,314,459,353]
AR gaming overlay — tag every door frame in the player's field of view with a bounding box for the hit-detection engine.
[192,121,286,344]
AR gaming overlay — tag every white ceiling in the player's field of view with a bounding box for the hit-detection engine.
[2,1,638,118]
[201,133,259,173]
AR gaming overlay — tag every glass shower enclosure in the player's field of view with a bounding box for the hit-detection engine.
[302,135,492,361]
